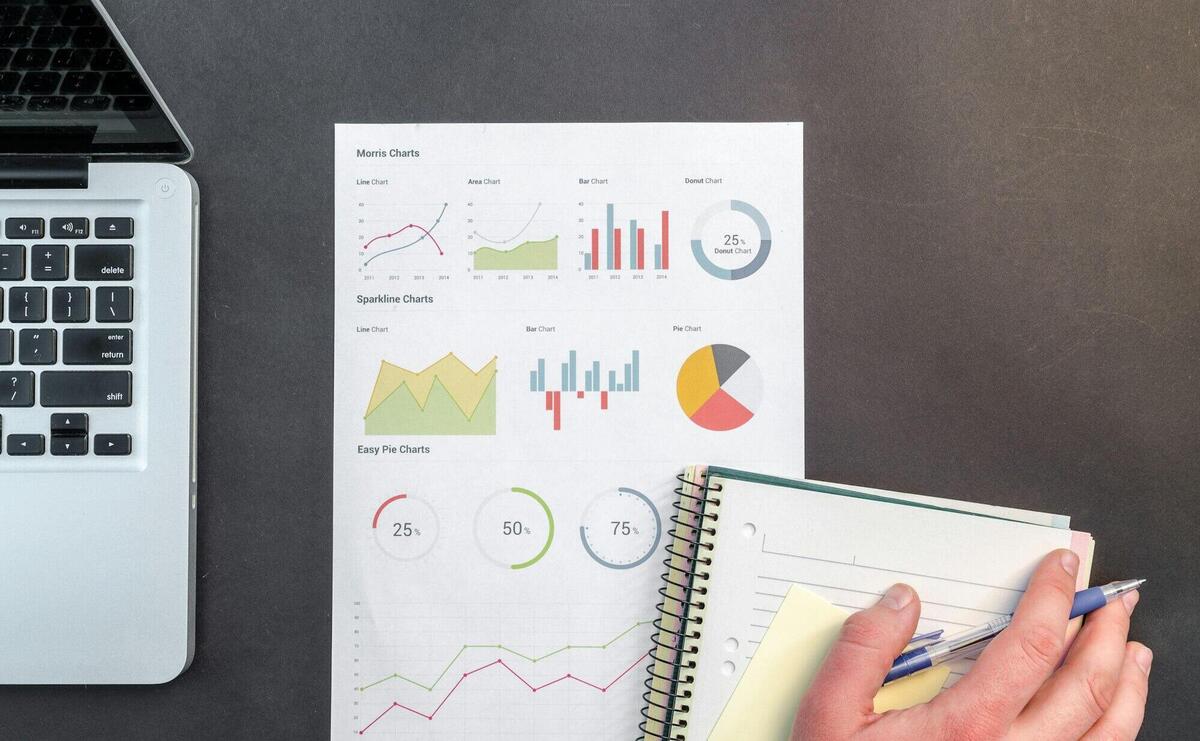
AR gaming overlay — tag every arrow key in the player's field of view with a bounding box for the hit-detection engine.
[50,412,88,436]
[8,434,45,456]
[51,435,87,456]
[94,433,131,456]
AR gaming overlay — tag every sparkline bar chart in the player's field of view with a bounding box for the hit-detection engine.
[529,349,641,430]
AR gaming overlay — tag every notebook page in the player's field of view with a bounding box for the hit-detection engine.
[684,475,1087,737]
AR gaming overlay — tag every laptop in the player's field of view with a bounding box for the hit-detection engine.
[0,0,197,683]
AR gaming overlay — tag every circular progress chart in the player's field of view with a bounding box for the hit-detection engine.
[676,344,763,431]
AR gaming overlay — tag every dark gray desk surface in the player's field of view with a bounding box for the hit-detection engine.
[3,2,1197,738]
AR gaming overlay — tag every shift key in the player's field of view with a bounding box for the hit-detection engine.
[75,245,133,281]
[40,371,131,407]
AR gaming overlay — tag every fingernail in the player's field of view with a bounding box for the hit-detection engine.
[880,584,914,611]
[1060,550,1079,578]
[1122,590,1140,615]
[1135,646,1153,675]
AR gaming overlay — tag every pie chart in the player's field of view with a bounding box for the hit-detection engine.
[676,344,763,431]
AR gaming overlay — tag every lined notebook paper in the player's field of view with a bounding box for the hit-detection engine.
[640,467,1093,740]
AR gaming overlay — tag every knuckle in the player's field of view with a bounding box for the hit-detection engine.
[1017,623,1064,674]
[838,612,887,653]
[1081,669,1118,718]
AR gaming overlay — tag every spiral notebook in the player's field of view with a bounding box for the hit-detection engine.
[640,466,1094,740]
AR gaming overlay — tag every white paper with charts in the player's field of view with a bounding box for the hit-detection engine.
[331,123,804,739]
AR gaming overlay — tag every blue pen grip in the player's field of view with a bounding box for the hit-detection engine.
[1070,586,1106,619]
[885,649,932,684]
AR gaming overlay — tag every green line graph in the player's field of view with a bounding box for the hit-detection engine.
[355,619,653,693]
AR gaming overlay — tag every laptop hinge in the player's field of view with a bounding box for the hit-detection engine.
[0,156,89,189]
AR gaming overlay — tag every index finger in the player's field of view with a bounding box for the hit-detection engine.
[938,549,1079,732]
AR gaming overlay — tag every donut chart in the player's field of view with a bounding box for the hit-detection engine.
[676,344,763,431]
[372,494,440,561]
[690,200,772,280]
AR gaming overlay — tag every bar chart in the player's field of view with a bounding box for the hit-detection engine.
[528,349,641,430]
[583,204,671,272]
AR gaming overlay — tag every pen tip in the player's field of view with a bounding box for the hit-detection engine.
[1134,578,1147,588]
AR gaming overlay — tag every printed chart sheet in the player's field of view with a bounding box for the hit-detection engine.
[332,123,804,738]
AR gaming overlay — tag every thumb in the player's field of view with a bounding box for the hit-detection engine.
[803,585,922,727]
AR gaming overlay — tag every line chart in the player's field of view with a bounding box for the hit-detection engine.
[355,619,653,692]
[472,202,542,244]
[357,651,651,733]
[361,202,448,266]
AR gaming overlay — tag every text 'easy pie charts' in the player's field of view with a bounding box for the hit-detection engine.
[676,344,763,431]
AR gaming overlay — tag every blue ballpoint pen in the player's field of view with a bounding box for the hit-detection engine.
[884,579,1145,684]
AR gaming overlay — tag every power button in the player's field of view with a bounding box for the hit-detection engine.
[155,178,176,198]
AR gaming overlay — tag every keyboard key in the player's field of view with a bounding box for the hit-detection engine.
[0,26,33,45]
[8,434,45,456]
[0,330,11,365]
[71,26,109,48]
[50,48,91,70]
[5,218,45,240]
[95,433,131,456]
[89,49,127,71]
[31,244,68,280]
[75,245,132,280]
[50,435,87,456]
[0,7,22,24]
[101,71,145,95]
[52,286,89,322]
[32,26,72,47]
[0,72,18,95]
[12,48,52,71]
[70,95,110,112]
[19,71,61,95]
[19,329,57,365]
[61,71,100,95]
[51,413,88,436]
[28,96,68,112]
[0,371,35,407]
[49,218,88,239]
[0,246,24,280]
[40,371,131,407]
[94,218,134,239]
[96,287,132,322]
[113,96,154,112]
[62,5,100,26]
[24,5,64,25]
[63,329,131,365]
[9,287,47,323]
[0,96,25,112]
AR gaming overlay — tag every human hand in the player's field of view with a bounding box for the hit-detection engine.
[792,550,1150,740]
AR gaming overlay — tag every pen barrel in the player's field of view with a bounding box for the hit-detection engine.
[1069,586,1107,619]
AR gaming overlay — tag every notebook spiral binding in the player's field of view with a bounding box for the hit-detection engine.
[638,469,723,740]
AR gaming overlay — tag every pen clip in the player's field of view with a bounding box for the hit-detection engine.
[903,628,945,652]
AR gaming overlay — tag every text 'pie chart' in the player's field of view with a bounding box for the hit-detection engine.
[676,344,763,431]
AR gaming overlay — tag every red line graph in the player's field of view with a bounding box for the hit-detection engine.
[361,223,445,255]
[357,650,650,734]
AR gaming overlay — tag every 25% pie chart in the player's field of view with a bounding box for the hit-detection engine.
[372,494,440,560]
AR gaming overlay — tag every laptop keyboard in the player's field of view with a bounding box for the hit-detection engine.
[0,214,134,457]
[0,2,152,113]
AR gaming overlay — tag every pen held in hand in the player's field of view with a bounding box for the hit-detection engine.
[883,579,1145,685]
